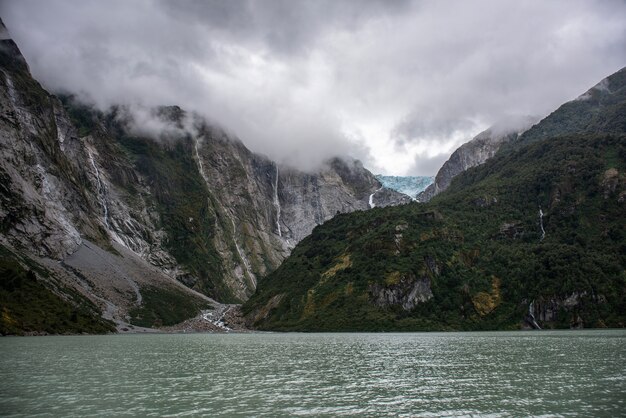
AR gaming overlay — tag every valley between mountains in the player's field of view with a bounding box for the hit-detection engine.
[1,18,624,335]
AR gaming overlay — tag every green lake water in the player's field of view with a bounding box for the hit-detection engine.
[1,330,624,416]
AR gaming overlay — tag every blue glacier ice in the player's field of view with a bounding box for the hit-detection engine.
[375,175,434,199]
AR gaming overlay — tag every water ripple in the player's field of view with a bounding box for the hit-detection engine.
[0,330,625,416]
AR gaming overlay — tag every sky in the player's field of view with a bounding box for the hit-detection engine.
[1,0,625,175]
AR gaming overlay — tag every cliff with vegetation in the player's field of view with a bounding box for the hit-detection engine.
[0,22,408,334]
[417,118,536,202]
[244,67,626,331]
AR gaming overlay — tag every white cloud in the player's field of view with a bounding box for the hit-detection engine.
[2,0,625,174]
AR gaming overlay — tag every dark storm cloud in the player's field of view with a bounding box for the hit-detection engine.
[158,0,411,56]
[1,0,625,174]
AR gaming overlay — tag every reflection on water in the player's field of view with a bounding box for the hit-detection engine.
[1,330,625,416]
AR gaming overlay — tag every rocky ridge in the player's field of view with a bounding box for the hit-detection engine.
[417,117,536,202]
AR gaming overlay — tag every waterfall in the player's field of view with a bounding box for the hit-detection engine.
[193,136,214,215]
[528,300,542,330]
[86,147,109,229]
[193,136,255,286]
[369,187,383,209]
[193,136,210,185]
[229,217,255,287]
[539,207,546,241]
[273,164,282,237]
[4,72,18,104]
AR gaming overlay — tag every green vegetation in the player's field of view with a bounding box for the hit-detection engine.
[114,134,236,301]
[0,40,50,108]
[58,94,103,137]
[59,98,238,302]
[0,250,115,335]
[246,67,626,331]
[128,285,210,328]
[244,135,626,331]
[505,68,626,149]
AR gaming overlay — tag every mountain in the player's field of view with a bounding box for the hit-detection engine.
[243,68,626,331]
[0,22,407,334]
[375,175,433,200]
[509,68,626,148]
[417,117,536,202]
[418,68,626,204]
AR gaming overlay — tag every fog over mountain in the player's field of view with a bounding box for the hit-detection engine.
[1,0,624,174]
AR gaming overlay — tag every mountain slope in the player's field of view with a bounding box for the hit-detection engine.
[244,68,626,331]
[417,118,535,202]
[0,22,408,333]
[509,67,626,148]
[244,134,626,331]
[60,100,409,302]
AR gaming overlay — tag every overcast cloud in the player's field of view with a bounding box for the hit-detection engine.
[1,0,625,174]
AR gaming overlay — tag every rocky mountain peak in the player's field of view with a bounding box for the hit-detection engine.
[0,19,30,75]
[0,18,9,40]
[417,117,536,202]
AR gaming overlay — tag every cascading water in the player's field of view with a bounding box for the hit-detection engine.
[369,187,383,209]
[202,305,232,331]
[193,136,210,185]
[273,164,282,237]
[86,147,110,229]
[539,207,546,241]
[528,300,542,329]
[229,217,255,287]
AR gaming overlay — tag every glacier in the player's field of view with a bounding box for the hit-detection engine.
[375,175,434,199]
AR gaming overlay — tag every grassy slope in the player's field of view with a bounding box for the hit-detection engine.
[244,135,626,331]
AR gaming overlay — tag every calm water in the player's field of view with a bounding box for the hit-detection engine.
[1,330,625,417]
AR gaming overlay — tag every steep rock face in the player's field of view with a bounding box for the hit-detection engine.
[526,292,600,329]
[185,122,410,300]
[417,119,535,202]
[0,27,408,311]
[0,38,98,258]
[279,158,411,244]
[369,272,433,311]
